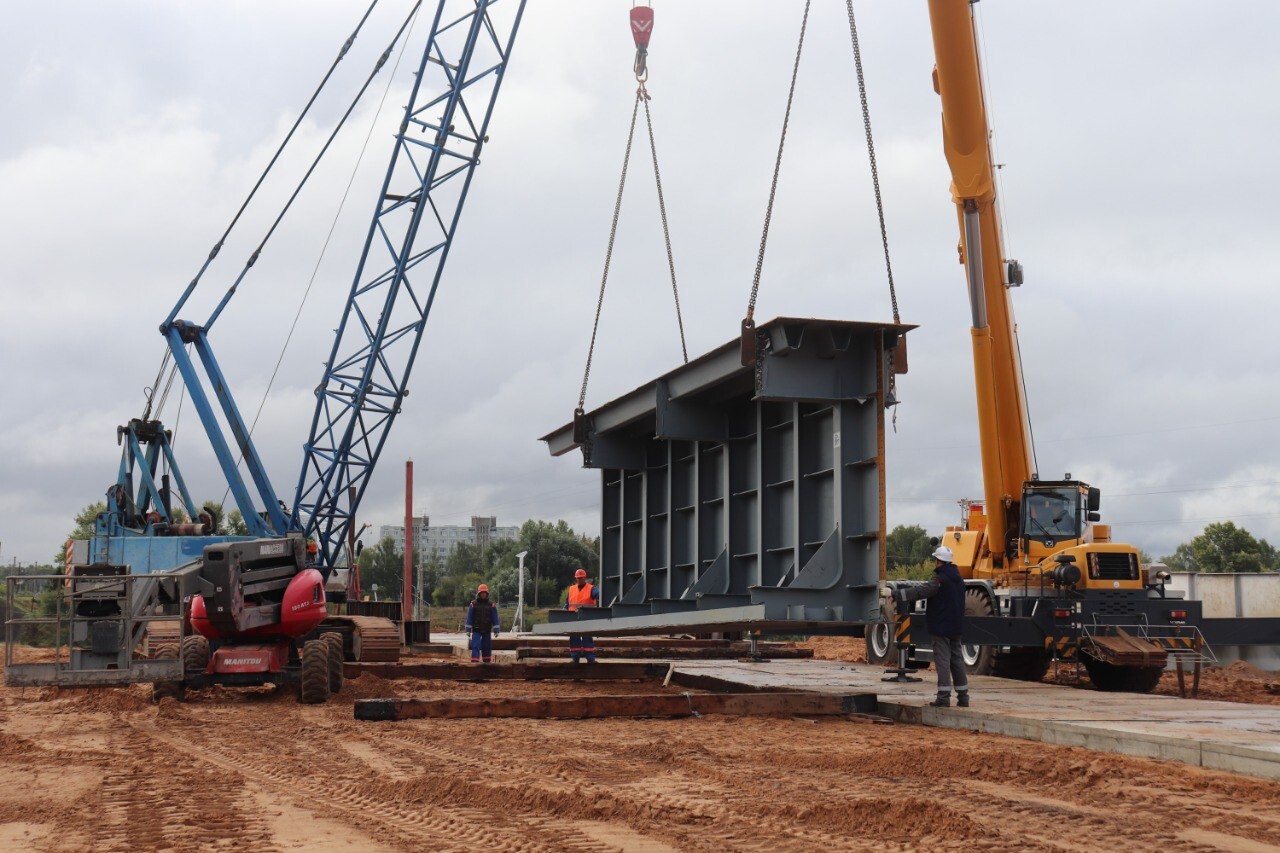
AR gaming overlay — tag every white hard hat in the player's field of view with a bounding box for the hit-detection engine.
[933,545,954,561]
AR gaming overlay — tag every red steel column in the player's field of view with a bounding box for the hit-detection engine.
[403,459,413,642]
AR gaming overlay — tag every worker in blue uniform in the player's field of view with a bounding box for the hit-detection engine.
[465,584,500,664]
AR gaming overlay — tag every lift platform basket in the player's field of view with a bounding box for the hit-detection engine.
[538,317,911,636]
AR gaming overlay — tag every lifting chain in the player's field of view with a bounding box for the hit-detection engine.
[742,0,902,426]
[641,88,689,365]
[577,94,642,417]
[845,0,902,424]
[744,0,811,333]
[577,4,688,420]
[845,0,899,327]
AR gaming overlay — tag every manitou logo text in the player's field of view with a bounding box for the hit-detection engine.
[223,658,265,666]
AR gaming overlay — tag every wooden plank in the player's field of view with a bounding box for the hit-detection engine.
[489,637,733,650]
[355,691,877,721]
[345,661,665,681]
[514,644,813,661]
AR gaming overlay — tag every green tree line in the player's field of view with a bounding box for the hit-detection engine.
[885,520,1277,578]
[354,519,598,607]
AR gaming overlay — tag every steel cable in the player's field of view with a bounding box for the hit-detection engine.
[166,0,381,326]
[218,1,425,513]
[204,0,423,330]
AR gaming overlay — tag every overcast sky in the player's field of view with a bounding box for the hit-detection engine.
[2,1,1278,565]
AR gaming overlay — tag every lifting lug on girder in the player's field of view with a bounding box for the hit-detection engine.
[739,317,757,368]
[572,407,590,447]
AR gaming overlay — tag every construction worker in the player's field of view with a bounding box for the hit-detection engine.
[465,584,500,664]
[893,545,969,707]
[564,568,599,663]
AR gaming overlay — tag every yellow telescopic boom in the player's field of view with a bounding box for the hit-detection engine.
[927,0,1035,561]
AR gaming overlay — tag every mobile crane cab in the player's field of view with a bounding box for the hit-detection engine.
[948,479,1141,590]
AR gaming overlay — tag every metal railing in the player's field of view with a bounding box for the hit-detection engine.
[1080,621,1217,668]
[4,573,185,688]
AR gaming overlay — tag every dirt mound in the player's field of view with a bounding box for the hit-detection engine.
[1221,659,1276,680]
[787,796,987,841]
[801,636,867,662]
[26,685,153,714]
[336,674,402,702]
[1050,660,1280,707]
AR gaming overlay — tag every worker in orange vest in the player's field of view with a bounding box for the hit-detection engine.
[564,569,599,663]
[465,584,500,664]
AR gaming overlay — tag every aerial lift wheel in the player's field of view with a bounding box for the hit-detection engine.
[151,645,185,703]
[299,639,332,704]
[181,635,210,675]
[321,632,344,695]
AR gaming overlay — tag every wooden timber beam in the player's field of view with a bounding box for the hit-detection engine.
[344,661,668,681]
[514,645,814,661]
[354,691,877,721]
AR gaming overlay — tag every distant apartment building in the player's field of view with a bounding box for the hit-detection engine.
[378,515,518,559]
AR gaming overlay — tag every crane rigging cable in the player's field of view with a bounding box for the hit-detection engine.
[218,2,425,511]
[164,0,381,330]
[577,3,688,417]
[203,0,424,332]
[147,0,382,417]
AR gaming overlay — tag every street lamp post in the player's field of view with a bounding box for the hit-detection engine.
[514,550,529,633]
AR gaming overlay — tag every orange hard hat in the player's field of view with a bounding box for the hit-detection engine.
[477,584,489,594]
[575,569,587,579]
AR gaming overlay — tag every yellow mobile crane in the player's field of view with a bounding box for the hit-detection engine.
[877,0,1207,692]
[927,3,1149,592]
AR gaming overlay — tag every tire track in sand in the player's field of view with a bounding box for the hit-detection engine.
[140,717,572,852]
[95,726,279,851]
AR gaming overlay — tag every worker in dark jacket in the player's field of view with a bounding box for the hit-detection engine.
[465,584,500,664]
[564,569,600,663]
[893,545,969,707]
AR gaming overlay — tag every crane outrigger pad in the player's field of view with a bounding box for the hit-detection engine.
[539,317,911,636]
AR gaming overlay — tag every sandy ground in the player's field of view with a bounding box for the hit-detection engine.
[4,648,1280,851]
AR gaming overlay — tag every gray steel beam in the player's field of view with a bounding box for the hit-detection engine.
[540,317,911,634]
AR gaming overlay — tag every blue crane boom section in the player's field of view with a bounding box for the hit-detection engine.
[135,0,525,569]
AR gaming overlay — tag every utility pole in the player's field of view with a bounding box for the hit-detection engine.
[533,530,542,607]
[403,459,413,643]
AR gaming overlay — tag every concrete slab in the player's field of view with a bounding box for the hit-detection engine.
[669,659,1280,782]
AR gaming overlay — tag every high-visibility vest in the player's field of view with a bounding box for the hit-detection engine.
[567,583,595,612]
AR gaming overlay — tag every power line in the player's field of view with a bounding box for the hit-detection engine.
[898,412,1280,454]
[1111,512,1280,527]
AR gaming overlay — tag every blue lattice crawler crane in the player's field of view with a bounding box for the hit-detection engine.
[6,0,526,702]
